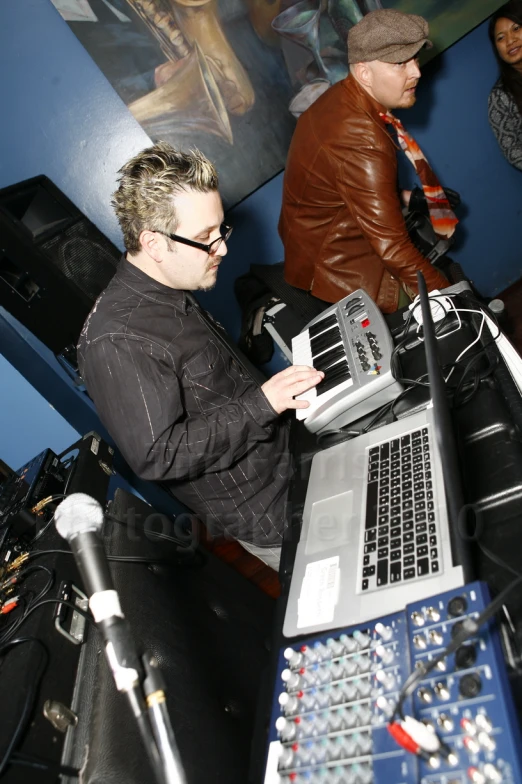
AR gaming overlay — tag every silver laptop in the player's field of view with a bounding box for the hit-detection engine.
[283,273,472,637]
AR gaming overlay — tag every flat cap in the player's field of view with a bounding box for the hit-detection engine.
[348,8,432,64]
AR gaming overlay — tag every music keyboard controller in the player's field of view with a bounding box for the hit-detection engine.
[292,290,403,434]
[264,582,522,784]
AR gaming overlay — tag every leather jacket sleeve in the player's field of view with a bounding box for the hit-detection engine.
[338,138,448,293]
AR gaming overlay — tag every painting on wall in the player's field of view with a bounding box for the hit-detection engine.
[51,0,504,207]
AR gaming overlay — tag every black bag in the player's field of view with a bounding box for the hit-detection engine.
[234,272,281,365]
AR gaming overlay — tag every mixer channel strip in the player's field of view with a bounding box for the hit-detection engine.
[264,582,522,784]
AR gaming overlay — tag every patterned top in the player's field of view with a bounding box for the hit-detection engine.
[77,259,290,547]
[488,79,522,171]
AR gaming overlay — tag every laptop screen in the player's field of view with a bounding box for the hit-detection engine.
[416,271,472,581]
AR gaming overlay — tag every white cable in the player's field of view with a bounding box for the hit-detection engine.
[444,308,486,382]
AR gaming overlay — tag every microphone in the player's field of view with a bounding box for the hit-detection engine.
[54,493,142,691]
[55,494,186,784]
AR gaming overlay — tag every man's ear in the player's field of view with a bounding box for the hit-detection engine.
[353,61,373,91]
[139,229,165,262]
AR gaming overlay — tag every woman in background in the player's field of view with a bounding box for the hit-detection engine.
[488,0,522,170]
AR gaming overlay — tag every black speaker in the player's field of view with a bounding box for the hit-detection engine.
[0,175,120,354]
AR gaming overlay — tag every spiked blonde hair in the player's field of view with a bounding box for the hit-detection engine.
[112,141,219,253]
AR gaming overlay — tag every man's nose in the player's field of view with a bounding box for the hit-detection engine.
[408,59,421,79]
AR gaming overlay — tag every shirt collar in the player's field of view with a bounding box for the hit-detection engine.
[115,256,192,314]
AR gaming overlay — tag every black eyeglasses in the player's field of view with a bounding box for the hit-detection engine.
[156,222,233,256]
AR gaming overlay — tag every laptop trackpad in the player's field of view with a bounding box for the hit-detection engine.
[305,491,354,556]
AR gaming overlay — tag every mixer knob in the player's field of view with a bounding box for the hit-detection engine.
[300,645,318,665]
[356,678,373,698]
[283,647,303,668]
[425,606,441,622]
[281,668,301,690]
[434,682,450,701]
[277,744,295,769]
[376,695,394,717]
[429,629,444,646]
[375,669,395,691]
[460,717,476,735]
[353,630,371,649]
[417,687,433,703]
[278,692,300,714]
[342,657,358,677]
[477,731,496,752]
[275,716,297,742]
[374,622,393,641]
[326,637,345,657]
[467,767,486,784]
[435,659,447,672]
[475,713,493,733]
[413,634,427,650]
[375,644,394,664]
[483,763,502,783]
[463,736,481,755]
[357,731,373,754]
[340,634,358,653]
[357,653,373,672]
[437,713,454,732]
[411,611,425,626]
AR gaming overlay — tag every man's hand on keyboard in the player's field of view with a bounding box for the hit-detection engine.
[261,365,324,415]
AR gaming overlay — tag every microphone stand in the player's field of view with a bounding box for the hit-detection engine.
[143,653,187,784]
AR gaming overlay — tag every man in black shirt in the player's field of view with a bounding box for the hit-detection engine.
[77,142,323,570]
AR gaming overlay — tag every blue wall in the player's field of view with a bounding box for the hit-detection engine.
[0,0,521,477]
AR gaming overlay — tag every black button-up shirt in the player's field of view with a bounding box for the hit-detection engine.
[77,260,290,546]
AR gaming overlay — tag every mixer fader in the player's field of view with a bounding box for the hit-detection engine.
[264,582,522,783]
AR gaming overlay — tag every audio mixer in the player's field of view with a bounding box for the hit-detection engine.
[264,582,522,783]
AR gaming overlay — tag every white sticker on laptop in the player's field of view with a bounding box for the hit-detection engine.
[263,741,283,784]
[297,556,340,629]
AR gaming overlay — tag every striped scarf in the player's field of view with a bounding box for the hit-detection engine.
[379,111,458,239]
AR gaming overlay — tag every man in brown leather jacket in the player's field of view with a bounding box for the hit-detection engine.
[279,9,449,314]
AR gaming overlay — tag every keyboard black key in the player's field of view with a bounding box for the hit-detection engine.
[378,505,389,516]
[390,562,402,583]
[391,478,401,488]
[403,489,413,500]
[403,480,412,491]
[369,470,379,482]
[378,547,389,559]
[404,555,415,567]
[365,529,377,542]
[316,361,351,395]
[391,469,400,479]
[365,481,378,529]
[390,537,401,550]
[427,501,434,511]
[412,446,422,456]
[308,313,337,338]
[430,548,438,560]
[417,545,429,557]
[391,487,401,497]
[362,578,369,590]
[431,561,440,574]
[403,500,413,510]
[363,565,376,577]
[415,523,427,534]
[403,510,414,521]
[417,558,430,576]
[412,430,421,439]
[401,434,411,447]
[390,550,401,562]
[402,472,412,482]
[414,491,425,501]
[426,480,433,490]
[391,497,401,508]
[414,501,426,512]
[425,471,432,480]
[363,555,370,566]
[378,536,389,548]
[313,344,346,372]
[413,455,423,464]
[364,542,376,554]
[391,439,400,454]
[377,559,388,586]
[404,543,415,555]
[391,526,401,538]
[404,532,414,543]
[430,535,437,547]
[379,525,389,536]
[415,512,427,523]
[404,567,415,579]
[378,515,389,527]
[391,460,400,471]
[416,534,428,546]
[429,523,436,534]
[380,442,390,461]
[369,446,379,458]
[403,521,414,532]
[427,490,434,500]
[391,515,401,526]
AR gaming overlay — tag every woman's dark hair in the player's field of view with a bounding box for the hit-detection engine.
[489,0,522,114]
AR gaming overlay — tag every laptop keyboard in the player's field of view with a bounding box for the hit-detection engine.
[361,427,440,592]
